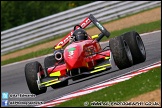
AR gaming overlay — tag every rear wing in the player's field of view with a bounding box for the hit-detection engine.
[54,14,110,48]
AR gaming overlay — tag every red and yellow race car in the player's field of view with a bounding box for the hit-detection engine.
[25,14,146,95]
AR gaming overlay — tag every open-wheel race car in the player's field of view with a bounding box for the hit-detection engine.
[25,14,146,95]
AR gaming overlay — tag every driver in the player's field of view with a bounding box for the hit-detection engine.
[69,28,88,43]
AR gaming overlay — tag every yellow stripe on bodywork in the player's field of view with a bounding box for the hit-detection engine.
[105,57,110,59]
[49,71,61,77]
[92,35,99,39]
[41,78,58,85]
[94,64,111,69]
[90,67,106,74]
[55,45,62,50]
[45,81,61,87]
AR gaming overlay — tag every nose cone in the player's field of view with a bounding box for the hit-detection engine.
[64,44,83,69]
[67,58,82,69]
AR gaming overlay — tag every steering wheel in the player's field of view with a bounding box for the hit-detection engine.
[74,25,83,31]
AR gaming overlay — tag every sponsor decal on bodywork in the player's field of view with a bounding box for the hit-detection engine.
[68,47,76,57]
[96,22,104,30]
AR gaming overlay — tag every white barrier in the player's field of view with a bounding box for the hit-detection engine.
[1,1,161,55]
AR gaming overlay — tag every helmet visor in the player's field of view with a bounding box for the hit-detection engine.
[76,34,85,41]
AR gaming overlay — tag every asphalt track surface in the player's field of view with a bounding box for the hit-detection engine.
[1,31,161,107]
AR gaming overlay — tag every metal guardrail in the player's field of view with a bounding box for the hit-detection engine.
[1,1,161,55]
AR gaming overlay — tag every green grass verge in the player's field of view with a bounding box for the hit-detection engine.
[102,20,161,41]
[56,66,161,107]
[1,20,161,66]
[2,6,160,56]
[1,47,53,66]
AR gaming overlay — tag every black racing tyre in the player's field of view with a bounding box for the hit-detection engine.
[109,36,133,69]
[51,80,68,89]
[44,55,56,74]
[122,31,146,64]
[25,61,47,95]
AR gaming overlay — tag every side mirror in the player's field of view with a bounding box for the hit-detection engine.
[55,45,62,50]
[92,35,99,39]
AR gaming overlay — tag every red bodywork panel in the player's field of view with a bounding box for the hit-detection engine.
[48,15,110,76]
[48,39,110,76]
[47,63,67,76]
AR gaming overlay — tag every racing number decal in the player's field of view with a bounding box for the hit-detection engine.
[69,51,74,57]
[68,47,76,57]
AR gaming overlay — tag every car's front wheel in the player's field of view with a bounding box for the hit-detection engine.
[25,61,47,95]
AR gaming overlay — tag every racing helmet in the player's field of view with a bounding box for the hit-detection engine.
[72,28,88,41]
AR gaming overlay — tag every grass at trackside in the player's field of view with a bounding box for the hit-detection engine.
[102,20,161,41]
[1,47,54,66]
[1,20,161,66]
[56,67,161,107]
[2,6,160,56]
[85,6,161,30]
[1,34,65,56]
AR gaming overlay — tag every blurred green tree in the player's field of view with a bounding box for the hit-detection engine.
[1,1,94,31]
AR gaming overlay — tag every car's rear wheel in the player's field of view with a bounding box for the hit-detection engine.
[109,36,133,69]
[25,61,47,95]
[122,31,146,64]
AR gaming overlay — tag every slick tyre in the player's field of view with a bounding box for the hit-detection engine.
[109,36,133,69]
[44,55,56,74]
[122,31,146,64]
[25,61,47,95]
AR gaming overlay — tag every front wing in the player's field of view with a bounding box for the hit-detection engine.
[38,57,112,88]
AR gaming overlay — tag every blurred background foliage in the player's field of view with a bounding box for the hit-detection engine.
[1,1,94,31]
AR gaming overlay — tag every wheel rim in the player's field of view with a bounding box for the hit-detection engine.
[123,40,133,64]
[136,36,146,56]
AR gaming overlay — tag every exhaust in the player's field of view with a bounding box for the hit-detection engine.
[54,51,63,61]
